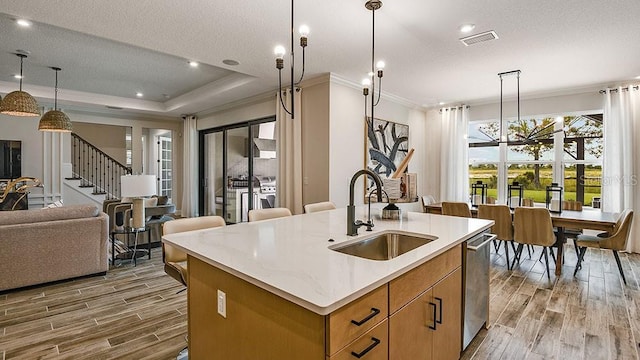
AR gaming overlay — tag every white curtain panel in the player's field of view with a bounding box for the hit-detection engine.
[439,106,469,202]
[276,88,303,215]
[181,115,198,217]
[602,86,640,252]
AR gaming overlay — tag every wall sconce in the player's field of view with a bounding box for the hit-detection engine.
[508,181,523,209]
[471,181,487,208]
[546,183,563,213]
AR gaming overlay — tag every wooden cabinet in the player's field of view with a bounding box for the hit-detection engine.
[326,285,388,356]
[329,319,388,360]
[389,255,462,360]
[188,245,463,360]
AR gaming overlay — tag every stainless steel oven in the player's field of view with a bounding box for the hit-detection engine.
[463,232,495,350]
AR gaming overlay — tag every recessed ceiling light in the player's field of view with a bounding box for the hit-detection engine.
[189,61,199,67]
[16,19,32,27]
[459,24,475,33]
[136,92,143,97]
[438,101,445,105]
[222,59,240,66]
[13,74,23,79]
[635,75,640,79]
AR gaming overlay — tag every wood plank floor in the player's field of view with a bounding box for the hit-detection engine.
[463,241,640,360]
[1,243,639,359]
[0,248,187,360]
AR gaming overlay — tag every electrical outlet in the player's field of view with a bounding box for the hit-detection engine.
[217,289,226,318]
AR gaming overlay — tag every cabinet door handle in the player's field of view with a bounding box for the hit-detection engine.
[435,297,443,324]
[351,307,380,326]
[350,337,381,358]
[428,302,437,330]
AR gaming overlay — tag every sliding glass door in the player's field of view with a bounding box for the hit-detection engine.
[199,116,277,224]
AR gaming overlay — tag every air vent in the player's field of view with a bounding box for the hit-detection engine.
[459,30,499,46]
[105,105,123,110]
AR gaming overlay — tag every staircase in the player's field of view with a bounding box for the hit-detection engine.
[64,133,132,206]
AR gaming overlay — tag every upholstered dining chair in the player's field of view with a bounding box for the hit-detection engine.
[441,202,472,218]
[512,207,556,279]
[478,204,516,270]
[248,207,292,222]
[304,201,336,213]
[162,216,226,289]
[574,209,633,284]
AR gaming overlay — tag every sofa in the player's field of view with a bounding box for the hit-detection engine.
[0,204,108,292]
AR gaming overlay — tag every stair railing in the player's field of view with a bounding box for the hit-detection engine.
[69,133,132,199]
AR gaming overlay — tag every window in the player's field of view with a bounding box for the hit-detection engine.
[561,115,603,206]
[468,113,603,206]
[469,120,499,201]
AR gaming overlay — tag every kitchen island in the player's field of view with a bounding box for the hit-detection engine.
[163,207,493,359]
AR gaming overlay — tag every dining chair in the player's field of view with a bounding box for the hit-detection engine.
[574,209,633,284]
[162,216,226,289]
[304,201,336,213]
[560,201,583,257]
[248,207,292,221]
[478,204,516,270]
[421,195,436,212]
[512,207,556,279]
[442,202,472,218]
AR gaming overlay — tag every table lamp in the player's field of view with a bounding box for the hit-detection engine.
[120,175,156,230]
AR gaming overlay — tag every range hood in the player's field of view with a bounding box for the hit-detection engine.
[253,138,276,159]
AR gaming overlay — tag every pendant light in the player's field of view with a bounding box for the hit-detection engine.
[362,0,385,123]
[273,0,309,119]
[0,54,40,117]
[38,67,72,132]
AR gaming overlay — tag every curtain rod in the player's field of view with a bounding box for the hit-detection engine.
[439,105,470,113]
[599,85,639,94]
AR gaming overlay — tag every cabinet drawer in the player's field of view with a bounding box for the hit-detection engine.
[328,318,388,360]
[326,285,388,356]
[388,245,461,314]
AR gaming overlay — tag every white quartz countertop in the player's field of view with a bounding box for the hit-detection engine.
[162,207,493,315]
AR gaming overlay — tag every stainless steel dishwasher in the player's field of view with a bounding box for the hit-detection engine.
[463,232,495,350]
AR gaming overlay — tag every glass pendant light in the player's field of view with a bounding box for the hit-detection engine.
[38,67,72,132]
[0,54,40,117]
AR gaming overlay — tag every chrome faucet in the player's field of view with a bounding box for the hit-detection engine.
[347,169,383,236]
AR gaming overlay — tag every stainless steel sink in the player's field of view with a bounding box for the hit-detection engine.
[331,232,437,261]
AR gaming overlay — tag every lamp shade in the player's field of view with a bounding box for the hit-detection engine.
[121,175,156,230]
[121,175,156,198]
[39,110,73,132]
[0,90,40,117]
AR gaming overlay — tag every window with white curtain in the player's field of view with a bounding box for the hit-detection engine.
[468,113,603,206]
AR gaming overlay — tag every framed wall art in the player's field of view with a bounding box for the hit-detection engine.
[364,116,409,195]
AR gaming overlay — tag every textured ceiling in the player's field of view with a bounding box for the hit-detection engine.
[1,0,639,118]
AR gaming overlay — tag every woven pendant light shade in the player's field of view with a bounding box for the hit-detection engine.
[38,67,72,132]
[38,110,72,132]
[0,90,40,117]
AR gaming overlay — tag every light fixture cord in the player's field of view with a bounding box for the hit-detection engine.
[290,0,295,119]
[499,74,503,143]
[278,70,291,115]
[295,46,305,85]
[54,69,59,110]
[517,71,520,123]
[19,56,24,91]
[370,6,376,121]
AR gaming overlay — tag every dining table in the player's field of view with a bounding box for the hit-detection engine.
[424,203,619,275]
